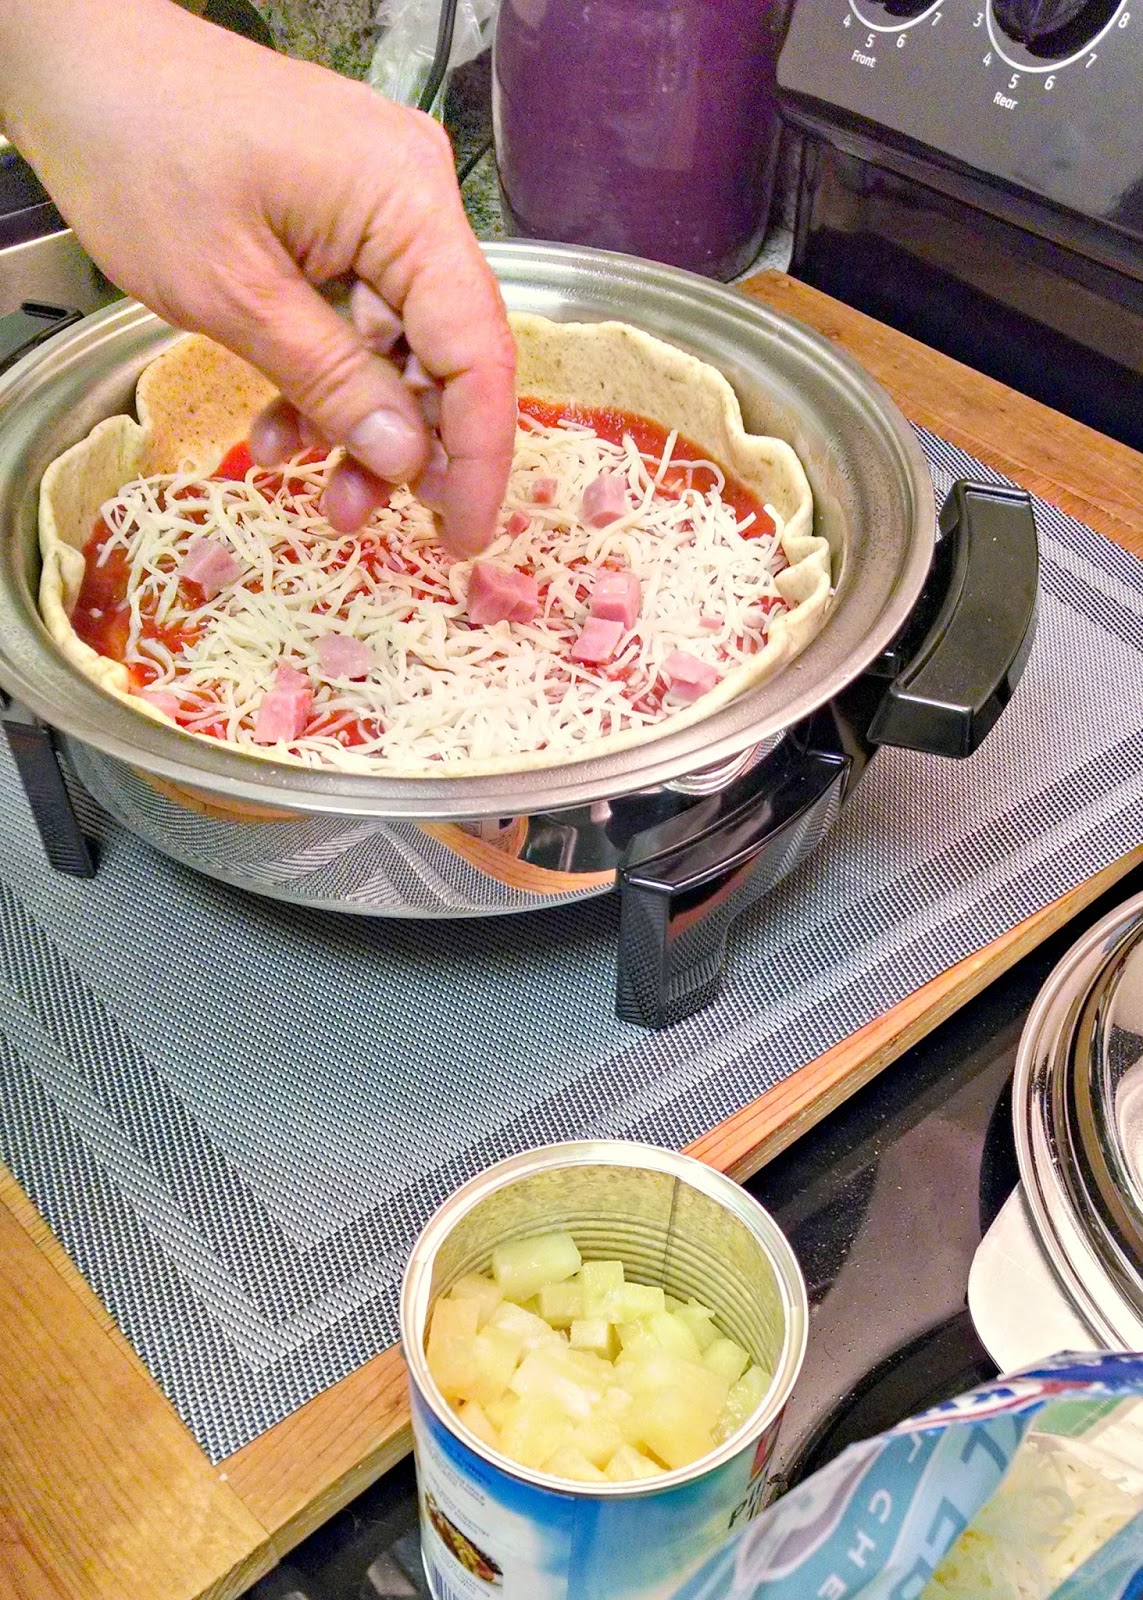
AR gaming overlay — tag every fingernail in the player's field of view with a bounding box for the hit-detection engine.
[347,409,423,484]
[321,463,388,533]
[416,439,449,513]
[249,401,301,465]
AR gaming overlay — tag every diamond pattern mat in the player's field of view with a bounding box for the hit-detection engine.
[1,429,1141,1461]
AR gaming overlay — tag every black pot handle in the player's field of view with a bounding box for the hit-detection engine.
[1,696,98,877]
[0,301,83,376]
[615,707,855,1028]
[867,481,1039,758]
[613,479,1039,1027]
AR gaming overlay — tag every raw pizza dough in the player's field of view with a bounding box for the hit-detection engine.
[38,313,830,776]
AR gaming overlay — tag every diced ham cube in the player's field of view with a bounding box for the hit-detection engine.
[317,632,372,681]
[467,561,541,625]
[532,476,558,505]
[581,472,628,528]
[180,539,241,600]
[136,687,182,719]
[253,663,313,744]
[590,567,641,630]
[663,649,721,703]
[700,614,725,631]
[506,509,531,537]
[570,616,625,665]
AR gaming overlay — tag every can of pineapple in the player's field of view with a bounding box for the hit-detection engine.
[400,1140,808,1600]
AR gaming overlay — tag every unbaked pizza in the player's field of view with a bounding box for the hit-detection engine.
[38,314,830,775]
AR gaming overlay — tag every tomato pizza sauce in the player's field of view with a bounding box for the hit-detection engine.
[68,402,788,768]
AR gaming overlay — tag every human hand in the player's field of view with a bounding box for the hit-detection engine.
[0,0,516,554]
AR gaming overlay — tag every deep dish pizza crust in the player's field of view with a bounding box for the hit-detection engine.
[38,313,830,777]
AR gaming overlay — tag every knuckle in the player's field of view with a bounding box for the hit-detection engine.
[288,342,379,421]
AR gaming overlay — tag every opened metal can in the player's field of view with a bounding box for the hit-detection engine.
[400,1140,808,1600]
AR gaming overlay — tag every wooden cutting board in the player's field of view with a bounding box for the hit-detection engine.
[3,273,1142,1600]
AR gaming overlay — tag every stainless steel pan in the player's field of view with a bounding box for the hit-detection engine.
[0,242,1038,1024]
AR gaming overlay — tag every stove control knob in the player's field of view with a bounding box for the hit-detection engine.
[992,0,1105,46]
[878,0,937,13]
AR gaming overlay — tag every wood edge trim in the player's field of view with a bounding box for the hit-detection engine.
[737,272,1143,550]
[685,845,1143,1182]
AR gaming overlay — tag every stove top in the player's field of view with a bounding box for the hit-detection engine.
[778,0,1143,268]
[239,862,1143,1600]
[776,0,1143,452]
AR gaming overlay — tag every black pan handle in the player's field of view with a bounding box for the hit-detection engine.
[868,481,1039,758]
[1,696,98,878]
[0,301,83,376]
[612,480,1038,1028]
[616,708,855,1028]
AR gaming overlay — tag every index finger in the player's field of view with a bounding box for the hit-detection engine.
[380,229,517,556]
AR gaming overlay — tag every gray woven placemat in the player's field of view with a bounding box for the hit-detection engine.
[1,428,1141,1463]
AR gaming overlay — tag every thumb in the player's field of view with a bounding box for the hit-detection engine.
[225,255,429,486]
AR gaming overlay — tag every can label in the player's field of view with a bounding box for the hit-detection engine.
[411,1386,780,1600]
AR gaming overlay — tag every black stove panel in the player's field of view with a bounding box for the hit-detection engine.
[778,0,1143,250]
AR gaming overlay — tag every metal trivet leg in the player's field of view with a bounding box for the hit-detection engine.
[2,698,97,877]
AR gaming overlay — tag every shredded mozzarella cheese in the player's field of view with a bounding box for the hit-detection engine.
[89,413,789,769]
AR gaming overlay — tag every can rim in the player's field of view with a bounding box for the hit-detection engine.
[399,1139,809,1496]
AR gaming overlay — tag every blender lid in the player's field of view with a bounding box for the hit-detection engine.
[1014,888,1143,1350]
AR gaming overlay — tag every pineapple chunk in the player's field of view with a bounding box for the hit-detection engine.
[538,1280,583,1329]
[615,1319,659,1358]
[492,1231,582,1303]
[509,1348,602,1420]
[604,1283,666,1321]
[426,1297,481,1400]
[674,1299,719,1353]
[543,1443,608,1483]
[499,1396,574,1469]
[714,1364,772,1443]
[578,1259,625,1314]
[464,1327,521,1408]
[485,1393,517,1431]
[605,1443,667,1481]
[449,1271,503,1327]
[703,1336,751,1386]
[625,1387,716,1471]
[571,1413,625,1469]
[616,1351,729,1430]
[569,1317,618,1361]
[647,1310,703,1363]
[486,1300,562,1356]
[600,1384,634,1421]
[458,1399,500,1452]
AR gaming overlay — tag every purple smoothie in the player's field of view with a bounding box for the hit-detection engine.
[492,0,786,281]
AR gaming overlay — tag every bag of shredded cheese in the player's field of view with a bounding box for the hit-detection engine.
[669,1353,1143,1600]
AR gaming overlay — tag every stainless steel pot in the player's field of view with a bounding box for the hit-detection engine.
[0,242,1038,1025]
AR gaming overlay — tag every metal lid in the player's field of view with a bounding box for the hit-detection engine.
[1014,888,1143,1349]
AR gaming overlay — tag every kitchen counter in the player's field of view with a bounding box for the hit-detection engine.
[2,271,1141,1600]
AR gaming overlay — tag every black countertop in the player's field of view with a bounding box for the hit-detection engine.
[245,861,1143,1600]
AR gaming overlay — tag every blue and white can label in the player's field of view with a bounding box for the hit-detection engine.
[412,1384,783,1600]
